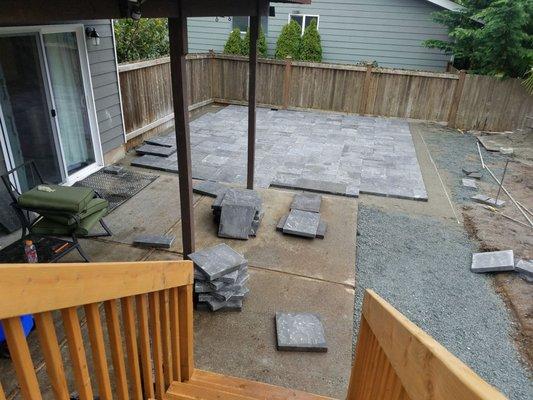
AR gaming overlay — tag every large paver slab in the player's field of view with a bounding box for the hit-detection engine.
[189,243,246,281]
[282,209,320,238]
[170,188,357,286]
[516,259,533,282]
[193,180,228,198]
[290,193,322,213]
[136,143,176,157]
[471,250,515,273]
[194,268,354,398]
[275,312,327,352]
[218,204,256,240]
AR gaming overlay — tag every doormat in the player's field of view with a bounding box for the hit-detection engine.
[74,168,158,213]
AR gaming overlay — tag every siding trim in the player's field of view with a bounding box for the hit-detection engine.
[111,19,128,145]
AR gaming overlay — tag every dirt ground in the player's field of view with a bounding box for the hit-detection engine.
[462,161,533,370]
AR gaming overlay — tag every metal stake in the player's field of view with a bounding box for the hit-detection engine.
[495,159,509,203]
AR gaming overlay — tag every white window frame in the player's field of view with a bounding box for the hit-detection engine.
[288,14,320,36]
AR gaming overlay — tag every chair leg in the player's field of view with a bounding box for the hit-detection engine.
[72,235,90,262]
[100,218,112,236]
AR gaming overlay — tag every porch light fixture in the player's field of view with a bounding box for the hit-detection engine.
[85,27,100,46]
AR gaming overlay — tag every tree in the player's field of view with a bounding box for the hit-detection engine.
[241,28,268,57]
[114,19,169,63]
[424,0,532,78]
[299,19,322,62]
[275,20,302,59]
[223,28,243,55]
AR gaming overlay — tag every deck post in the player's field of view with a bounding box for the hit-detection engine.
[247,10,259,190]
[169,14,195,257]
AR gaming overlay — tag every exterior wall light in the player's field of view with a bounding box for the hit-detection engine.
[85,27,100,46]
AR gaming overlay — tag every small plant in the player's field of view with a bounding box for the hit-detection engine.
[275,20,302,60]
[223,28,244,55]
[242,28,268,57]
[523,67,533,94]
[299,19,322,62]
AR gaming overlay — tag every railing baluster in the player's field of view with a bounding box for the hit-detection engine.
[121,296,143,400]
[104,300,129,400]
[149,292,165,397]
[85,303,113,400]
[2,318,43,400]
[160,289,173,386]
[178,284,194,381]
[0,381,5,400]
[136,294,155,398]
[169,287,181,382]
[61,307,93,400]
[34,312,70,399]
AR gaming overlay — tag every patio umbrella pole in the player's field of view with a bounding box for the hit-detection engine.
[169,14,195,257]
[247,11,259,190]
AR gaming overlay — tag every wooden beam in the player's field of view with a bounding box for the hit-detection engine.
[169,12,195,258]
[247,10,259,190]
[0,261,193,319]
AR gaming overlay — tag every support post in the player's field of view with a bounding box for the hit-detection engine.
[247,13,259,190]
[282,56,292,109]
[359,64,373,115]
[448,70,466,128]
[169,15,195,257]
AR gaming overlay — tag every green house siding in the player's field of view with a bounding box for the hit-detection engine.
[187,0,452,71]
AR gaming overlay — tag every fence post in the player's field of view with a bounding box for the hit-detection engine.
[359,64,373,115]
[209,49,216,100]
[448,70,466,128]
[282,56,292,109]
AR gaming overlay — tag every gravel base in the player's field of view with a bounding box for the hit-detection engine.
[419,124,504,204]
[354,205,532,400]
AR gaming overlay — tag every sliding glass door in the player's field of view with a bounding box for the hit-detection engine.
[0,25,100,189]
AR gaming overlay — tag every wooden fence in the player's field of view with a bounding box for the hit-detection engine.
[118,53,533,141]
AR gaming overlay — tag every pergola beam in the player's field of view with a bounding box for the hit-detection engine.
[168,14,195,258]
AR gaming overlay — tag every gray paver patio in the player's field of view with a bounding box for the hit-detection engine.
[133,105,428,200]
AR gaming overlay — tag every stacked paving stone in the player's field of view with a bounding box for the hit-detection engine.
[189,243,250,311]
[277,193,326,239]
[212,188,263,239]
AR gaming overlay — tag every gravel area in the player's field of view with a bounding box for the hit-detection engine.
[354,205,532,400]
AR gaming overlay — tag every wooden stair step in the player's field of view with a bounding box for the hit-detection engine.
[165,369,336,400]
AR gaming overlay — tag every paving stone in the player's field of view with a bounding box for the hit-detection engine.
[195,281,214,293]
[136,144,176,157]
[218,204,256,240]
[133,235,175,249]
[275,312,327,352]
[290,193,322,213]
[215,268,241,284]
[462,178,478,189]
[189,243,246,281]
[198,295,243,311]
[471,250,514,273]
[276,214,288,231]
[282,209,320,238]
[471,194,505,208]
[222,188,262,211]
[193,181,228,197]
[249,211,264,237]
[145,133,176,147]
[103,165,125,175]
[515,259,533,282]
[230,286,250,301]
[467,172,482,180]
[462,166,480,175]
[316,220,327,239]
[211,287,238,302]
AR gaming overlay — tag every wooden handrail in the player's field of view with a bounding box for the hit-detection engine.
[347,290,507,400]
[0,260,193,319]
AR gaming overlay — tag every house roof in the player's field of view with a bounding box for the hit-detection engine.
[425,0,463,11]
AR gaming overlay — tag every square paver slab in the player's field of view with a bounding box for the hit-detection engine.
[275,312,327,352]
[136,144,176,157]
[145,133,176,147]
[471,194,505,208]
[189,243,246,281]
[515,259,533,282]
[133,234,175,249]
[471,250,514,273]
[218,204,256,240]
[282,209,320,238]
[290,193,322,213]
[462,178,477,189]
[316,220,327,239]
[193,181,228,198]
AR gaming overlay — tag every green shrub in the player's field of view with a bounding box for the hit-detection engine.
[223,28,243,55]
[299,20,322,62]
[242,28,268,57]
[275,20,302,59]
[114,19,169,63]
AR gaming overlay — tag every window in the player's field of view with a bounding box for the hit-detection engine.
[232,16,268,34]
[289,14,319,36]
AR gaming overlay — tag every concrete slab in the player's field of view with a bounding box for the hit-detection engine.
[275,312,327,352]
[462,178,478,189]
[136,143,176,157]
[59,239,150,263]
[133,234,175,248]
[193,180,228,198]
[218,204,255,240]
[189,243,246,281]
[290,193,322,213]
[171,188,357,286]
[471,194,505,208]
[194,268,354,398]
[515,259,533,282]
[471,250,515,273]
[282,209,320,238]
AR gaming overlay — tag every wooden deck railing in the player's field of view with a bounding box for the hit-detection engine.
[0,263,506,400]
[0,261,194,400]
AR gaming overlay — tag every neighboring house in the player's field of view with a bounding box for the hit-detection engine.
[188,0,462,71]
[0,20,125,191]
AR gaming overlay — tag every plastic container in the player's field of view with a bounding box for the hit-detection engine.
[0,315,34,342]
[24,240,38,263]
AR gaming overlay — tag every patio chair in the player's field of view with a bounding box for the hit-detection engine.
[0,161,112,262]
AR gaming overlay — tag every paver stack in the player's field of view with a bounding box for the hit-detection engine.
[189,243,250,311]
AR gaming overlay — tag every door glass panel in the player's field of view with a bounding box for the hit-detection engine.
[43,32,95,175]
[0,33,63,188]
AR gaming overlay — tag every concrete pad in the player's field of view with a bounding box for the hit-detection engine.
[171,188,357,286]
[471,250,515,273]
[194,268,354,398]
[59,239,150,263]
[101,175,200,245]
